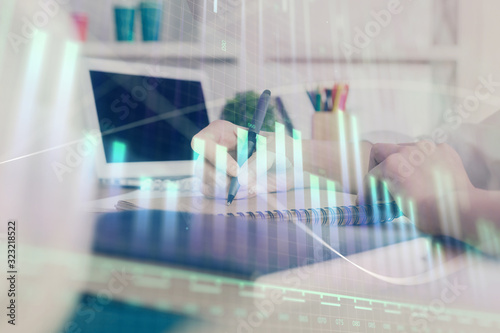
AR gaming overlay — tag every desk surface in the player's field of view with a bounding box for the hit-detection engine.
[78,184,500,332]
[94,182,137,200]
[76,238,500,332]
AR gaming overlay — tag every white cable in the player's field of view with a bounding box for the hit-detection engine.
[295,221,468,286]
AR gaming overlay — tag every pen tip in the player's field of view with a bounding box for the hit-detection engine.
[227,195,235,206]
[263,89,271,96]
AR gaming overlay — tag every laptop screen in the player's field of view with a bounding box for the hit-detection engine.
[89,71,210,163]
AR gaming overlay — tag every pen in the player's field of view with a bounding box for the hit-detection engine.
[227,89,271,205]
[306,90,315,107]
[315,88,322,112]
[332,83,343,112]
[275,96,294,136]
[324,88,332,111]
[339,83,349,111]
[331,83,338,112]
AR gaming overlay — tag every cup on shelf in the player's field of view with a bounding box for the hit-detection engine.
[114,1,137,41]
[140,1,163,41]
[71,12,88,41]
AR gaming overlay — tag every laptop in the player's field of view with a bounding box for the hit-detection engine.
[83,58,218,186]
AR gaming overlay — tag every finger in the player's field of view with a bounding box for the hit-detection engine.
[200,184,216,198]
[369,143,403,171]
[194,157,217,186]
[358,174,378,206]
[195,155,233,198]
[200,175,233,199]
[192,120,240,150]
[265,167,296,193]
[236,133,277,187]
[193,156,207,180]
[238,150,276,187]
[360,156,403,205]
[234,185,257,199]
[195,159,231,189]
[192,120,241,177]
[201,183,229,199]
[365,144,404,202]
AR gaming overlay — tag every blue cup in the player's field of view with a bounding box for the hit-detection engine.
[140,1,163,41]
[114,6,136,41]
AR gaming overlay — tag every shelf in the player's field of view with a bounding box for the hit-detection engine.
[266,47,461,64]
[83,42,238,63]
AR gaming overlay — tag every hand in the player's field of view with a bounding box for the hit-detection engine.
[191,120,297,199]
[360,141,475,237]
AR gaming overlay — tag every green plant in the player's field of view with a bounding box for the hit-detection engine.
[221,91,276,132]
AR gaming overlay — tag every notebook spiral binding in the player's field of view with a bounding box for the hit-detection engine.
[221,201,403,225]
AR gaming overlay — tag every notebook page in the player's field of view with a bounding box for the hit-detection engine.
[117,188,357,215]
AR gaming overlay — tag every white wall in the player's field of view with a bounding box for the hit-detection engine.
[76,0,500,136]
[70,0,199,42]
[204,0,453,139]
[457,0,500,124]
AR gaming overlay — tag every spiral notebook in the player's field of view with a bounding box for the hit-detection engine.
[115,189,405,225]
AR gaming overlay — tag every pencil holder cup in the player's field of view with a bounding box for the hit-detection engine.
[312,111,355,141]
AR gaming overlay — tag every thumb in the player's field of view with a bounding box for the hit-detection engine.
[358,162,398,206]
[238,151,276,187]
